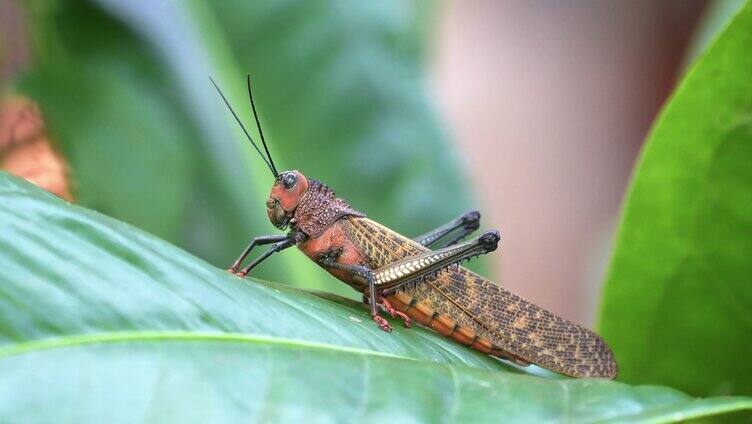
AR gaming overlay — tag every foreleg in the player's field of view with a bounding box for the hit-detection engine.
[233,231,305,277]
[228,234,289,273]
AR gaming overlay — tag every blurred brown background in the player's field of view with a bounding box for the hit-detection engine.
[430,0,706,324]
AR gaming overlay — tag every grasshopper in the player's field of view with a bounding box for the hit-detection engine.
[212,76,618,379]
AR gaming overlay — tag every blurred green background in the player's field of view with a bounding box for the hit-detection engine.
[4,0,476,298]
[1,0,751,403]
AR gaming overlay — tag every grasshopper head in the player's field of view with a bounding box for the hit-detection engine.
[267,170,309,229]
[210,78,314,230]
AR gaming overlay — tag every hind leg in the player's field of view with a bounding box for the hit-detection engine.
[379,296,412,328]
[361,293,412,328]
[413,210,481,248]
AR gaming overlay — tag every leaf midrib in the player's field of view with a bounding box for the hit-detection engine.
[0,331,411,360]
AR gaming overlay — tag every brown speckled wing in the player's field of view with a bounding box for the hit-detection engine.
[346,217,617,379]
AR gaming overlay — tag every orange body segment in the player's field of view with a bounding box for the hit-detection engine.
[386,291,524,363]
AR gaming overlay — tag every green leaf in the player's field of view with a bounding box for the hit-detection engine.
[598,1,752,397]
[2,173,751,422]
[2,338,751,423]
[0,171,498,369]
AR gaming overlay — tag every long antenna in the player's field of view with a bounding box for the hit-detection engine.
[246,74,278,177]
[209,76,278,178]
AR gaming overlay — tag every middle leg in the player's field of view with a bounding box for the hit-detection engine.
[318,253,393,332]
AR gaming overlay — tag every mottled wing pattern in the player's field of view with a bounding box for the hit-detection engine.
[346,217,617,379]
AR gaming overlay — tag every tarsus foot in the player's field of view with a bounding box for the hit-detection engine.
[372,314,392,332]
[230,269,248,278]
[227,259,243,273]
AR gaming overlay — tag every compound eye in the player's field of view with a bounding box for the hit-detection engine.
[282,173,297,189]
